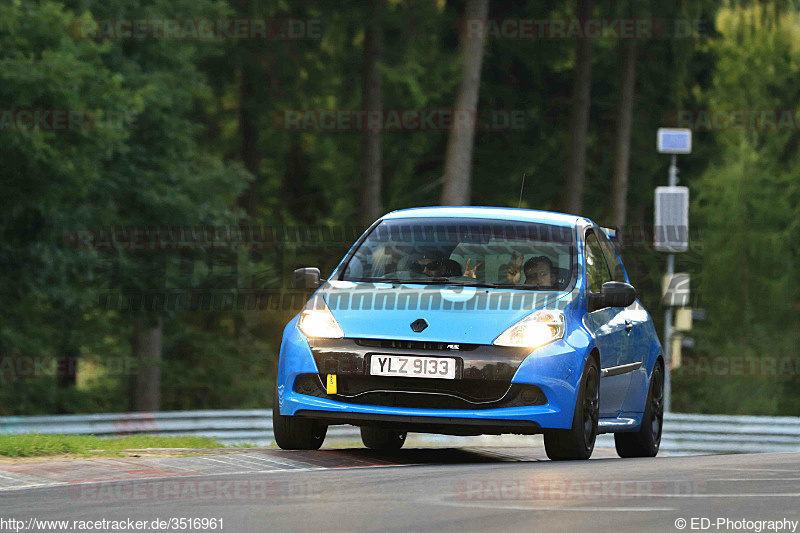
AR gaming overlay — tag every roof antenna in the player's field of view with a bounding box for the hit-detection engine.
[517,172,526,208]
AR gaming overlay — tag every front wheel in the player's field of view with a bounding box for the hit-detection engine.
[361,426,407,450]
[272,387,327,450]
[544,357,599,461]
[615,361,664,458]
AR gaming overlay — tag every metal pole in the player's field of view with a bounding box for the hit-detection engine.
[663,154,678,413]
[664,253,674,414]
[668,154,678,187]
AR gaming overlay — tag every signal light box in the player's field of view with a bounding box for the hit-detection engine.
[657,128,692,154]
[654,186,690,252]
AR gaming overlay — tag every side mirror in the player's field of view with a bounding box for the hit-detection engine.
[588,281,636,311]
[293,267,323,289]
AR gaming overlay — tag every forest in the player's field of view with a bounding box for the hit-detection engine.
[1,0,798,416]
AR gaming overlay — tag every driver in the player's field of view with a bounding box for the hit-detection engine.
[523,256,556,288]
[506,253,556,288]
[410,257,447,277]
[414,257,471,278]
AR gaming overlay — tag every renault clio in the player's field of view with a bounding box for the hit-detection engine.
[273,207,664,460]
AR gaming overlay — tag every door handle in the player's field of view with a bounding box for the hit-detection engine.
[624,321,633,332]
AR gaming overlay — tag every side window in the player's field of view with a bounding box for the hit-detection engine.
[596,229,626,282]
[584,231,611,293]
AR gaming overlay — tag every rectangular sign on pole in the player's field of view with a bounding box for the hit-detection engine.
[662,273,691,307]
[655,186,689,252]
[657,128,692,154]
[675,308,693,331]
[670,335,682,370]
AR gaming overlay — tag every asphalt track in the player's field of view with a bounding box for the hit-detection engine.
[1,446,799,533]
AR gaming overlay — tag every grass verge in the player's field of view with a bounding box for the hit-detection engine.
[0,434,228,458]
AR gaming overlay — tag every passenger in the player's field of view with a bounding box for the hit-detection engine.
[418,258,445,277]
[414,257,492,279]
[418,257,478,278]
[505,253,556,288]
[461,258,484,278]
[443,259,464,277]
[505,252,525,283]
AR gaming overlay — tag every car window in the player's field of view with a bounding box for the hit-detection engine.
[595,229,626,282]
[584,231,611,293]
[340,217,576,291]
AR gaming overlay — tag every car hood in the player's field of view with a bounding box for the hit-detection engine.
[317,280,577,345]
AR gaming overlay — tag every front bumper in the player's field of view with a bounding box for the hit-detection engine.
[277,316,585,433]
[295,409,542,436]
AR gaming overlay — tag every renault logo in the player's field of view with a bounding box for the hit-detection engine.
[410,319,428,332]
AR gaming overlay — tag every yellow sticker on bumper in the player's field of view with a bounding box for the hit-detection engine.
[326,374,337,394]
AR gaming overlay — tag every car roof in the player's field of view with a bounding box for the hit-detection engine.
[381,206,585,227]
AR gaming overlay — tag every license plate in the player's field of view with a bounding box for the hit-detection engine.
[370,355,457,380]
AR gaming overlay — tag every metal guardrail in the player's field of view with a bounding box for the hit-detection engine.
[657,413,800,454]
[1,410,799,454]
[0,410,354,447]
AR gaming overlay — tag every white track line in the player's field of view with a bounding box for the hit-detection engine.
[0,462,419,493]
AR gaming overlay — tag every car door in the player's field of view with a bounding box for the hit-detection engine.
[596,229,648,413]
[583,229,629,417]
[596,229,643,362]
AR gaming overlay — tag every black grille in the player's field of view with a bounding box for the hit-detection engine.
[337,375,505,401]
[292,374,546,410]
[354,338,479,351]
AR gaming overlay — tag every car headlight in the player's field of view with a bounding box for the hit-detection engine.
[493,309,565,348]
[298,300,344,339]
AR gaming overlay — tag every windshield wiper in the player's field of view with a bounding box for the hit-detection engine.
[347,277,559,291]
[441,278,496,287]
[404,277,502,288]
[402,278,561,291]
[349,277,421,284]
[348,277,498,287]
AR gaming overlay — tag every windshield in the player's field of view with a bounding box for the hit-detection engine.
[340,217,575,291]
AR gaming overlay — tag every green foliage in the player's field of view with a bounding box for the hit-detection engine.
[672,4,800,414]
[0,434,226,457]
[0,0,251,414]
[160,312,275,410]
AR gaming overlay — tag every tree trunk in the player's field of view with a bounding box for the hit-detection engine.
[563,0,594,215]
[55,317,79,414]
[610,40,637,240]
[440,0,490,206]
[130,317,162,412]
[237,66,260,219]
[359,0,384,226]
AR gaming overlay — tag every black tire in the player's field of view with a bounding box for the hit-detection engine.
[272,387,327,450]
[360,426,407,450]
[615,361,664,458]
[544,357,599,461]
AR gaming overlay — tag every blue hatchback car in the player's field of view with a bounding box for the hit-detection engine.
[274,207,665,460]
